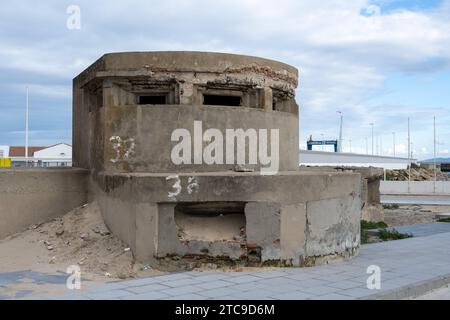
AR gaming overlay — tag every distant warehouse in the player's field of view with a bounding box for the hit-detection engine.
[0,143,72,167]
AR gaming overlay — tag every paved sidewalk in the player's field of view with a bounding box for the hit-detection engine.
[35,231,450,300]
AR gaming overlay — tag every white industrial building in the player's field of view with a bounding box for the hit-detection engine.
[300,150,416,170]
[33,143,72,161]
[2,143,72,167]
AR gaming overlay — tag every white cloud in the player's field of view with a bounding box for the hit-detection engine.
[0,0,449,154]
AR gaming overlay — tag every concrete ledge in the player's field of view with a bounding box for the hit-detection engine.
[0,168,89,239]
[381,181,450,195]
[381,194,450,205]
[364,274,450,300]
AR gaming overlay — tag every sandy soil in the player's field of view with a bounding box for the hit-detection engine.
[384,205,450,226]
[0,202,163,281]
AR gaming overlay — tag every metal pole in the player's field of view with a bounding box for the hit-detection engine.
[392,132,396,157]
[380,136,382,156]
[434,116,436,193]
[365,137,368,155]
[349,139,352,153]
[25,86,29,167]
[376,136,379,155]
[370,123,374,155]
[337,111,343,153]
[408,117,411,193]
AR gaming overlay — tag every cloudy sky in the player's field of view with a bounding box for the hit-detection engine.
[0,0,449,160]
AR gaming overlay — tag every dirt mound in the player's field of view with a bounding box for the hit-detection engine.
[0,202,162,280]
[384,204,450,227]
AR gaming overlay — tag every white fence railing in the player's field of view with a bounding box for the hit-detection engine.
[9,157,72,168]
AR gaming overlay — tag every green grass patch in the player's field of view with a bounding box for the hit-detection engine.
[361,220,388,230]
[383,204,399,210]
[378,228,412,241]
[437,218,450,223]
[361,220,412,244]
[361,231,369,244]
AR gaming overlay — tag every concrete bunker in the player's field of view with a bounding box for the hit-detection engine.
[74,51,362,268]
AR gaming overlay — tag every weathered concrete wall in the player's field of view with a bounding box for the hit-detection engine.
[0,168,88,239]
[103,104,298,173]
[92,171,361,267]
[73,51,299,173]
[301,166,384,222]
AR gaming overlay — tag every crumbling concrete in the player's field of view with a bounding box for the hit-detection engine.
[301,166,384,222]
[74,51,362,268]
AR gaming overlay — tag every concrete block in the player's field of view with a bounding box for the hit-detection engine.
[245,202,281,261]
[135,202,158,261]
[306,196,360,258]
[280,203,306,265]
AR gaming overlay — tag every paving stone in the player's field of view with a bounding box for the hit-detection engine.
[85,282,127,292]
[124,283,170,294]
[269,291,312,300]
[340,287,374,298]
[292,279,329,289]
[301,285,340,295]
[84,289,131,300]
[162,278,200,288]
[198,287,241,298]
[190,273,231,281]
[328,280,362,290]
[121,291,170,300]
[230,282,265,292]
[149,273,193,282]
[284,273,314,281]
[252,271,289,278]
[229,290,279,299]
[258,284,304,294]
[258,277,301,287]
[161,285,201,296]
[195,280,234,290]
[226,275,263,284]
[166,293,205,300]
[312,293,353,300]
[119,277,163,287]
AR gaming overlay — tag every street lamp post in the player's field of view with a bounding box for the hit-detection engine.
[434,116,436,193]
[369,123,374,155]
[25,86,29,167]
[380,136,382,156]
[337,111,343,153]
[392,132,396,157]
[408,117,411,193]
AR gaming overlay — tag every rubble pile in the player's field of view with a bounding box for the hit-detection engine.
[386,165,449,181]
